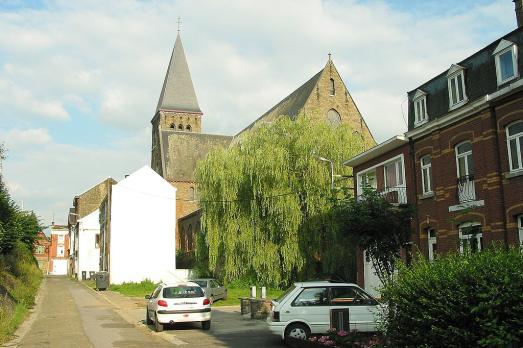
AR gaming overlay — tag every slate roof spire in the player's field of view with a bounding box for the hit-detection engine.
[156,33,201,114]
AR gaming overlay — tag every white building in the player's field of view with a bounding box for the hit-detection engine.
[77,209,101,279]
[100,166,177,285]
[49,224,69,275]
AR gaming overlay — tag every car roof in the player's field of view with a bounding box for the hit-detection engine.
[190,278,213,281]
[293,280,358,287]
[162,281,200,287]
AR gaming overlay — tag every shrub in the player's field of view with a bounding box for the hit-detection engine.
[380,247,523,347]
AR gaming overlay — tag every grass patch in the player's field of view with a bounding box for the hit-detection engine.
[0,303,28,344]
[109,279,157,298]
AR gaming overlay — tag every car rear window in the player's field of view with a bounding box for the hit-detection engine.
[276,285,296,303]
[163,286,204,298]
[192,280,208,287]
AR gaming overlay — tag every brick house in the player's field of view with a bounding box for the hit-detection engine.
[33,231,50,274]
[48,224,70,275]
[344,10,523,295]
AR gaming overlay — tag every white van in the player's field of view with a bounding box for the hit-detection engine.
[267,281,382,343]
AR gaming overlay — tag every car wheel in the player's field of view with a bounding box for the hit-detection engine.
[154,312,164,332]
[146,309,153,325]
[284,323,310,346]
[202,320,211,330]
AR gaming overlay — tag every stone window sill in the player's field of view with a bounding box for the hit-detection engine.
[419,192,435,200]
[504,170,523,179]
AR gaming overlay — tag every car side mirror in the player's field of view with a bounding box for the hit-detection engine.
[145,295,151,299]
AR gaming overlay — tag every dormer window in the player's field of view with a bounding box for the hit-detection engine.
[493,39,519,86]
[447,64,467,110]
[413,89,428,126]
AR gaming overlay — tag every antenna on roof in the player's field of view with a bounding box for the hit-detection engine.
[177,17,182,33]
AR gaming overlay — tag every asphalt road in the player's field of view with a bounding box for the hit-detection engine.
[3,276,286,348]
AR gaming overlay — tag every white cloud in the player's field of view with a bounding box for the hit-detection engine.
[2,128,52,148]
[0,0,516,225]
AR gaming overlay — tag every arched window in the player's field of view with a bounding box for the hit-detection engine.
[326,109,341,127]
[178,124,183,130]
[507,120,523,172]
[186,125,192,132]
[189,187,195,201]
[329,78,335,96]
[170,123,176,129]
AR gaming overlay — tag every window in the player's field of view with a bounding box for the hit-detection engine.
[507,121,523,172]
[58,234,65,244]
[427,228,437,261]
[459,222,482,253]
[36,245,45,254]
[151,286,162,299]
[170,123,176,129]
[330,287,377,306]
[455,141,475,202]
[186,125,192,132]
[413,90,428,126]
[358,170,377,193]
[292,287,329,307]
[420,155,433,194]
[384,159,404,188]
[329,78,335,96]
[189,186,195,201]
[178,124,183,130]
[518,215,523,248]
[57,245,65,256]
[95,234,100,249]
[447,65,467,109]
[493,40,519,86]
[326,109,341,127]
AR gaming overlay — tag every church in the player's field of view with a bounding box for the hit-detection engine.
[150,33,374,257]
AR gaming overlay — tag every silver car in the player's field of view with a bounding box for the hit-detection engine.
[191,278,228,304]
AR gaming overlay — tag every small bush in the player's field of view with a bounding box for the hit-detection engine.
[380,247,523,347]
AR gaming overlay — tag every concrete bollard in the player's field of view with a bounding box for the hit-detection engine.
[261,286,266,299]
[250,286,256,298]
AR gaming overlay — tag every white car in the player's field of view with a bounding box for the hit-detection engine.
[267,281,382,343]
[145,282,211,332]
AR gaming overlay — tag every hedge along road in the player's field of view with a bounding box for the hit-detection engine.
[5,276,286,348]
[5,276,173,348]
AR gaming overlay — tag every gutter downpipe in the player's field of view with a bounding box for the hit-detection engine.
[490,105,510,249]
[408,137,421,255]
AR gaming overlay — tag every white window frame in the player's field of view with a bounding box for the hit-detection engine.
[455,141,475,202]
[58,234,65,244]
[458,222,482,254]
[420,155,433,194]
[413,89,428,127]
[427,228,437,261]
[506,120,523,173]
[384,158,405,189]
[57,245,65,257]
[357,169,377,196]
[493,39,519,86]
[447,65,468,110]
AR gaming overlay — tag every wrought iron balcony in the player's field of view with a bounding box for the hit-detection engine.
[457,175,476,203]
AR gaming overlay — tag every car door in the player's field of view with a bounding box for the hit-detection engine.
[329,286,379,332]
[212,280,225,299]
[285,286,330,334]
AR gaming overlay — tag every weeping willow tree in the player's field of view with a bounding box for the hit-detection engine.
[195,115,371,287]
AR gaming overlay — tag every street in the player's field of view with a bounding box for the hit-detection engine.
[4,276,285,348]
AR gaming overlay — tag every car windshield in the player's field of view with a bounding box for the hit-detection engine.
[163,286,204,298]
[276,285,296,303]
[192,280,208,287]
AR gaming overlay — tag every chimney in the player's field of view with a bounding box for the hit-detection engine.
[515,0,523,28]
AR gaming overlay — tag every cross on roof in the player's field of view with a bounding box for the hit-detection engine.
[177,17,182,32]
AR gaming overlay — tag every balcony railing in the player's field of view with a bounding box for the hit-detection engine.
[380,186,408,205]
[457,175,476,203]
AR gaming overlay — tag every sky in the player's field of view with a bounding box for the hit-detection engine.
[0,0,516,227]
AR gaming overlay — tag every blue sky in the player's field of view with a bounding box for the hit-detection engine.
[0,0,516,226]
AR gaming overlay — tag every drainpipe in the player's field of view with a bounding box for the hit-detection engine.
[490,106,509,249]
[408,138,421,255]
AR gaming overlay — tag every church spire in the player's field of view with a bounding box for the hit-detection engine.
[156,33,201,114]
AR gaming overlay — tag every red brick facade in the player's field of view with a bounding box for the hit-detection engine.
[33,231,50,274]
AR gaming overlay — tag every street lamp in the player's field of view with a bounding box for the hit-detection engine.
[316,156,334,189]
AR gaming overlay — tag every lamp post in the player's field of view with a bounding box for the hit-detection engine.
[317,156,334,189]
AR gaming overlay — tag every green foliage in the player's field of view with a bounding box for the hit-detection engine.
[380,247,523,347]
[109,279,157,297]
[336,189,414,285]
[0,243,42,344]
[195,115,369,287]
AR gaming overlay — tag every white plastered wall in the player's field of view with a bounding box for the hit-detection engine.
[109,166,177,284]
[78,209,101,279]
